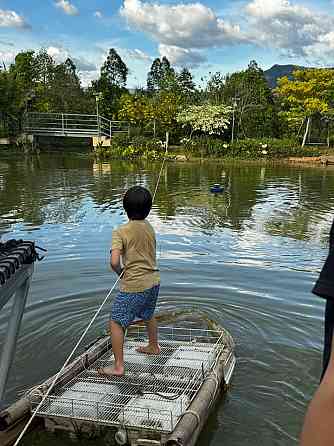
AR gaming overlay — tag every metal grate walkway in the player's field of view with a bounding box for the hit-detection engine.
[34,327,226,433]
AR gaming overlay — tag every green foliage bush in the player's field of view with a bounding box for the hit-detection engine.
[95,135,168,160]
[110,133,130,148]
[181,136,228,157]
[180,136,322,159]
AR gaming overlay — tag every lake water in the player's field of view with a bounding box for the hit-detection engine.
[0,151,334,445]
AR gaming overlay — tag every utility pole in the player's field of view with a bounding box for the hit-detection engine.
[231,96,239,144]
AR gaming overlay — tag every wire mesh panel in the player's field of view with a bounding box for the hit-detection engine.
[33,326,227,434]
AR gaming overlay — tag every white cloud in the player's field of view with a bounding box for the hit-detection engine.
[159,44,206,66]
[245,0,334,60]
[303,31,334,65]
[94,11,103,19]
[0,9,30,28]
[54,0,79,16]
[0,40,14,47]
[80,70,99,87]
[47,46,68,61]
[124,48,152,62]
[120,0,245,58]
[47,46,96,72]
[73,57,96,72]
[120,0,334,67]
[246,0,308,19]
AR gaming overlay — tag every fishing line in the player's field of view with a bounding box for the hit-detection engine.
[153,144,168,202]
[13,141,169,446]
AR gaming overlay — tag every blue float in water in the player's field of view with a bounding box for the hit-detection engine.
[210,184,224,193]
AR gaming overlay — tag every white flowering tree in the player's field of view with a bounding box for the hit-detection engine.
[176,104,232,137]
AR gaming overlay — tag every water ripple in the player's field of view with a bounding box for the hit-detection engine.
[0,155,333,445]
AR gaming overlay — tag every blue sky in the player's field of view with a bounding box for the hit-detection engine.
[1,0,334,87]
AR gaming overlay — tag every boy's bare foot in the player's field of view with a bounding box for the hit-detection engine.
[97,366,124,377]
[136,344,161,355]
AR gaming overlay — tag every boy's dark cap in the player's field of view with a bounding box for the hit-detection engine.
[123,186,152,220]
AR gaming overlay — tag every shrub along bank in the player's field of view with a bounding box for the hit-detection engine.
[95,134,171,160]
[95,134,323,161]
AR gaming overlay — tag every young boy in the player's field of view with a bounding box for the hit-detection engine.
[99,186,160,377]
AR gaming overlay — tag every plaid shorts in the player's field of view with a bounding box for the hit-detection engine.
[111,284,160,329]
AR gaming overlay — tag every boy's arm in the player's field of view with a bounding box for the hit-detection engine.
[110,249,123,276]
[110,229,124,276]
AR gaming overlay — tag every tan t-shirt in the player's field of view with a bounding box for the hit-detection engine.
[111,219,160,292]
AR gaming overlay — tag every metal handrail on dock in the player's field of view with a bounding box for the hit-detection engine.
[23,113,129,139]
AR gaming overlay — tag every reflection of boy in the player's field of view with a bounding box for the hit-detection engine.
[313,221,334,379]
[99,186,160,377]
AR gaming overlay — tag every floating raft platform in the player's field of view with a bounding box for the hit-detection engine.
[0,316,235,446]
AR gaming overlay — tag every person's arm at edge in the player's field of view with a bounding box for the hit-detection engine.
[300,335,334,446]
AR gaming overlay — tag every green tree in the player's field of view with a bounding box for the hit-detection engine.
[10,51,36,90]
[276,68,334,146]
[9,49,55,112]
[222,60,279,138]
[160,57,174,81]
[147,58,163,92]
[100,48,128,87]
[62,58,80,84]
[152,91,180,131]
[0,68,21,135]
[205,72,225,105]
[93,48,128,119]
[35,49,54,87]
[178,68,196,95]
[147,56,175,92]
[1,48,95,127]
[118,91,182,136]
[9,51,37,110]
[118,93,148,129]
[49,58,88,112]
[33,49,55,111]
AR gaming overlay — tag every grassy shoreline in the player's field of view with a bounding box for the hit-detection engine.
[2,141,332,166]
[93,135,332,162]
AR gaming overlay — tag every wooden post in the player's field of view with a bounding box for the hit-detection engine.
[165,131,169,150]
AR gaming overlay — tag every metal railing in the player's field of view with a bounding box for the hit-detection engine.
[23,113,129,138]
[33,326,227,433]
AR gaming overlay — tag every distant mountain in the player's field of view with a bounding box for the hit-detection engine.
[264,64,305,89]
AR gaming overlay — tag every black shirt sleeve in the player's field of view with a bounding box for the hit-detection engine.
[313,220,334,299]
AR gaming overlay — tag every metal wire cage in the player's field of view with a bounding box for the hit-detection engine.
[33,326,230,434]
